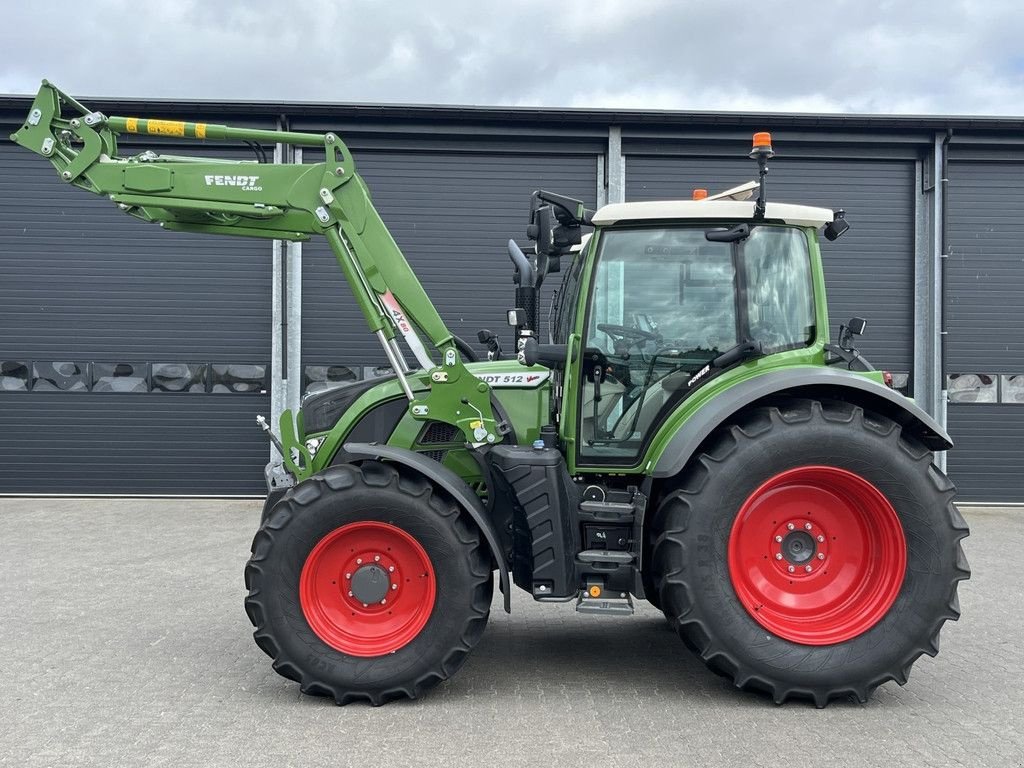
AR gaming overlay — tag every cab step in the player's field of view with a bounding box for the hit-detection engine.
[578,499,635,522]
[576,549,634,564]
[576,591,634,616]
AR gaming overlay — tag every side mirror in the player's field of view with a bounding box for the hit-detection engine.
[823,210,850,241]
[529,205,556,255]
[837,316,867,351]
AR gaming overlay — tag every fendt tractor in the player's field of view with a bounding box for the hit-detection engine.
[15,82,969,707]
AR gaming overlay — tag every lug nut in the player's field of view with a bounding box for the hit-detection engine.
[388,566,395,572]
[788,565,795,573]
[356,558,362,565]
[374,555,381,562]
[391,584,398,590]
[805,565,813,572]
[381,598,387,605]
[818,553,825,560]
[787,523,795,530]
[817,535,825,542]
[362,603,368,608]
[345,573,351,579]
[805,522,813,530]
[775,553,784,560]
[775,535,783,542]
[348,591,353,597]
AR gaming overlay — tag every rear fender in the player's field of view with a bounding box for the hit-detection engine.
[652,367,952,480]
[343,442,512,613]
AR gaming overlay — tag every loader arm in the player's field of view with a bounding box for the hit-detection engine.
[11,81,499,479]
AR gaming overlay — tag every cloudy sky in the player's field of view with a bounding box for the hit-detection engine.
[2,0,1022,115]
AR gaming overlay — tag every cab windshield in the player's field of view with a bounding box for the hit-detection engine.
[578,224,814,463]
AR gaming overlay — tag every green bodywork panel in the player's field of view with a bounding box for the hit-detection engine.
[306,360,552,485]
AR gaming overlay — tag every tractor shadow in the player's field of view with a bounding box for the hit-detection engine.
[452,601,868,709]
[455,605,746,704]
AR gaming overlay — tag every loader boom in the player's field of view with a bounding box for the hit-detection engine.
[11,81,500,476]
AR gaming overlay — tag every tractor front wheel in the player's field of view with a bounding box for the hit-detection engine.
[244,461,493,705]
[650,398,969,706]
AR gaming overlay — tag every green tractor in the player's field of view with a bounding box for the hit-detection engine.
[14,84,969,707]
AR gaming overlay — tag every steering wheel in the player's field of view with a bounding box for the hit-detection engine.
[597,324,659,345]
[597,323,659,362]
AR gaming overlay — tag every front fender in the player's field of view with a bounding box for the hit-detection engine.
[651,367,952,479]
[343,442,512,613]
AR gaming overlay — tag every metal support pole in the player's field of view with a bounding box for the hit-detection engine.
[270,140,285,460]
[607,126,625,204]
[596,155,607,209]
[913,158,938,420]
[285,147,303,418]
[913,135,949,472]
[937,131,952,472]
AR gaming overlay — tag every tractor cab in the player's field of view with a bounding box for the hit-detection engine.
[561,198,832,466]
[525,133,844,472]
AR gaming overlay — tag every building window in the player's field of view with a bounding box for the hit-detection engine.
[32,362,89,392]
[947,373,998,403]
[1001,375,1024,404]
[0,361,30,392]
[152,363,208,393]
[211,364,268,394]
[92,362,149,393]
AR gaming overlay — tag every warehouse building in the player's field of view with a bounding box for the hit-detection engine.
[1,96,1021,501]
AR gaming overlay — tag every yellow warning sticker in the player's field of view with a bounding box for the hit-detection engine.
[196,123,207,139]
[125,117,138,133]
[470,420,482,430]
[147,119,186,137]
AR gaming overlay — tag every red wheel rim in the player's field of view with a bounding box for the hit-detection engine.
[299,521,436,657]
[727,466,906,645]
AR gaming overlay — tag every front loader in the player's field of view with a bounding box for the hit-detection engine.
[14,84,969,707]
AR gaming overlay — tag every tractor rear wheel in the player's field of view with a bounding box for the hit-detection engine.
[649,398,969,706]
[244,461,493,705]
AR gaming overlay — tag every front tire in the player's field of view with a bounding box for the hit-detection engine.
[650,398,970,706]
[244,461,493,705]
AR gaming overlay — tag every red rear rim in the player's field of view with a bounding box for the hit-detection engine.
[727,466,906,645]
[300,521,436,657]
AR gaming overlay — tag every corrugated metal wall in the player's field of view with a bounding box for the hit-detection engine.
[0,99,1021,501]
[944,156,1024,502]
[0,143,272,494]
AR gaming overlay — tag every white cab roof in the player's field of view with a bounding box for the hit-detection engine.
[591,199,835,228]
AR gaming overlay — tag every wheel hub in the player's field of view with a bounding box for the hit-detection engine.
[350,563,390,605]
[772,519,830,574]
[782,530,815,564]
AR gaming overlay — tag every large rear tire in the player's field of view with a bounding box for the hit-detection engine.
[244,461,493,705]
[649,398,969,706]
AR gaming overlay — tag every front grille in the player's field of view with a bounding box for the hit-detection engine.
[419,421,461,445]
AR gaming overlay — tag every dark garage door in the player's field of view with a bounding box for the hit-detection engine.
[945,158,1024,503]
[302,149,598,383]
[626,155,916,372]
[0,143,272,494]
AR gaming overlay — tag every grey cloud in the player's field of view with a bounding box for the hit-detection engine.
[1,0,1022,115]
